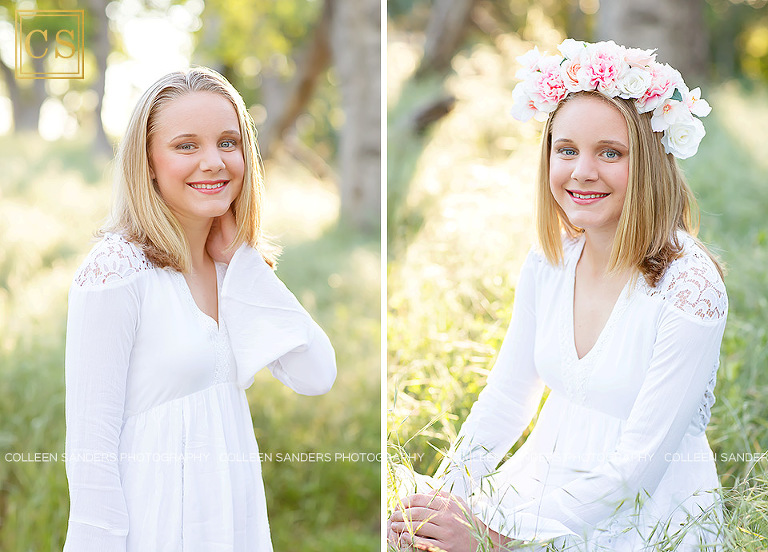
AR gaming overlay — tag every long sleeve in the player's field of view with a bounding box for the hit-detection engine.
[436,251,546,498]
[220,244,336,395]
[63,278,139,551]
[491,251,729,543]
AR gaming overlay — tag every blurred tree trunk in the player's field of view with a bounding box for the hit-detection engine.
[193,9,225,74]
[597,0,708,81]
[258,1,333,159]
[87,0,112,156]
[330,0,381,231]
[565,0,590,42]
[0,56,46,132]
[416,0,476,77]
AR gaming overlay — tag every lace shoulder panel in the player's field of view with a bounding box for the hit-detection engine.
[73,233,155,288]
[643,236,727,322]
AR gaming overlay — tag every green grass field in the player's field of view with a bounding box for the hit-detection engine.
[387,35,768,549]
[0,137,380,551]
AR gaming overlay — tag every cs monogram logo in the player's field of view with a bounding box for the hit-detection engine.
[14,10,85,79]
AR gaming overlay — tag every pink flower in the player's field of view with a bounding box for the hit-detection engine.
[561,59,588,92]
[529,56,567,113]
[623,47,657,68]
[636,63,685,113]
[559,39,591,91]
[581,41,624,95]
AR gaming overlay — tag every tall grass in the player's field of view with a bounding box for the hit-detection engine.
[0,136,380,551]
[387,33,768,549]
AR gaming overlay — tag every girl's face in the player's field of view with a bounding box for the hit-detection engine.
[148,91,244,228]
[549,95,630,238]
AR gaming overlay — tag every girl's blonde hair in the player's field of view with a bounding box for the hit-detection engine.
[103,66,275,272]
[536,91,722,287]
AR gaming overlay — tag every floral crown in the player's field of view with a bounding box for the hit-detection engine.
[511,39,711,159]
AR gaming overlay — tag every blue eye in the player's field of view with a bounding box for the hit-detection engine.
[603,149,621,159]
[220,139,237,148]
[557,147,577,156]
[176,143,195,150]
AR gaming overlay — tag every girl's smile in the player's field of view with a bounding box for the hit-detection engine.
[566,189,611,204]
[187,179,229,193]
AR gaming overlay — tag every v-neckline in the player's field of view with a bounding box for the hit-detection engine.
[175,263,225,331]
[566,237,632,362]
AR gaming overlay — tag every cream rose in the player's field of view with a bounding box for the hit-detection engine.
[617,66,652,99]
[661,116,706,159]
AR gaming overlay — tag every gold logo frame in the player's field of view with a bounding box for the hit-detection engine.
[15,10,85,79]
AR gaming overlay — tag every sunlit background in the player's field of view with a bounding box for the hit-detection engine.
[0,0,198,137]
[387,0,768,549]
[0,0,380,550]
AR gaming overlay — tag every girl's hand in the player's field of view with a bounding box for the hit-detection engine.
[388,492,520,552]
[206,207,238,264]
[388,492,480,552]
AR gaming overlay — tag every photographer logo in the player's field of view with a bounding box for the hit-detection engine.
[14,10,85,79]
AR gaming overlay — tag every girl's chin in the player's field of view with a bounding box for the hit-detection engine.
[562,213,619,232]
[570,221,619,235]
[170,205,234,224]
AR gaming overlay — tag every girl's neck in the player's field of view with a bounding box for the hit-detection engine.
[580,228,616,277]
[179,218,214,273]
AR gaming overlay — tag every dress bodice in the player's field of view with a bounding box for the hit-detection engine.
[72,233,238,417]
[533,233,727,433]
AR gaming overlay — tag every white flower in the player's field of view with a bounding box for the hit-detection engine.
[651,99,691,132]
[515,47,541,80]
[558,38,588,60]
[510,82,537,122]
[661,116,706,159]
[517,47,541,67]
[685,87,712,117]
[617,66,652,99]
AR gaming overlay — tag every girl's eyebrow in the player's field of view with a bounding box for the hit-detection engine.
[553,138,628,149]
[169,130,241,142]
[597,139,628,149]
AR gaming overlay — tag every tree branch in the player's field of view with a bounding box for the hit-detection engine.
[258,0,333,159]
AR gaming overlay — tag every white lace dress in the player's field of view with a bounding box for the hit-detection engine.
[63,233,336,552]
[403,231,727,550]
